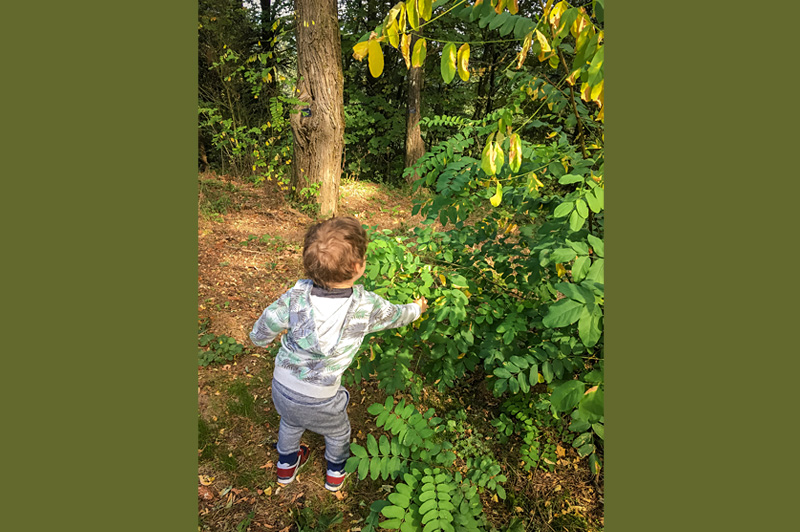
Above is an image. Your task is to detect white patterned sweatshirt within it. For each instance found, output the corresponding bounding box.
[250,279,420,398]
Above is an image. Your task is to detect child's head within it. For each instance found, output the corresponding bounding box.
[303,216,368,288]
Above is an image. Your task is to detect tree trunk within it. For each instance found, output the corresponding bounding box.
[290,0,344,217]
[404,36,425,185]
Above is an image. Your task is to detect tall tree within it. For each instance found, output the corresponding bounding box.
[289,0,344,216]
[404,33,425,185]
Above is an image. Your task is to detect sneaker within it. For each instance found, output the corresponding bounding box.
[276,445,310,485]
[324,469,347,492]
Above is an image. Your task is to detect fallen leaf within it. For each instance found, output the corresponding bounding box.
[259,461,274,470]
[198,485,216,500]
[333,490,346,500]
[199,475,214,486]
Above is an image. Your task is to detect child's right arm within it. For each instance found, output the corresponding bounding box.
[249,291,291,347]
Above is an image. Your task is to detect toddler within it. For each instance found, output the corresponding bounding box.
[250,216,427,491]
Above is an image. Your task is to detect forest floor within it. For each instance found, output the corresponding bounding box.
[197,173,604,532]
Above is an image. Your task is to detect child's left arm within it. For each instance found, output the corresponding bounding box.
[250,291,291,347]
[365,292,424,334]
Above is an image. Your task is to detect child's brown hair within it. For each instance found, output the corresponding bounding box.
[303,216,368,288]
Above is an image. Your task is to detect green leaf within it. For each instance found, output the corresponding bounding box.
[587,45,604,86]
[380,434,391,455]
[555,282,594,304]
[345,455,361,472]
[542,299,584,328]
[558,174,583,185]
[388,491,410,508]
[381,518,403,529]
[358,454,369,479]
[382,505,406,519]
[440,42,457,84]
[571,255,591,282]
[550,380,585,412]
[592,422,605,440]
[370,456,381,480]
[551,247,577,263]
[580,387,604,418]
[577,442,595,458]
[586,258,604,283]
[367,433,379,456]
[569,209,585,231]
[553,201,574,218]
[586,188,602,213]
[493,367,513,379]
[368,403,384,416]
[587,234,604,258]
[578,306,602,347]
[575,199,589,218]
[508,133,522,173]
[419,498,437,516]
[542,360,553,383]
[352,443,368,458]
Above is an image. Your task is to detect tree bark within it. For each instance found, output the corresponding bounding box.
[290,0,344,216]
[404,36,425,185]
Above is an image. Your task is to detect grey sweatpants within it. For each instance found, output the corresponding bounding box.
[271,379,351,464]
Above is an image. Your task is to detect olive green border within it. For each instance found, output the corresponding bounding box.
[611,1,795,530]
[6,1,198,529]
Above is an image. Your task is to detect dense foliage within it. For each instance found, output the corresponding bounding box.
[341,1,605,529]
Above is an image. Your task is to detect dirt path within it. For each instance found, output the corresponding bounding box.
[197,175,603,532]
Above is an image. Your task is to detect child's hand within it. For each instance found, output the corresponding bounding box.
[414,296,428,315]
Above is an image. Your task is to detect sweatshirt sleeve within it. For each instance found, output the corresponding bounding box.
[365,291,421,334]
[250,291,291,347]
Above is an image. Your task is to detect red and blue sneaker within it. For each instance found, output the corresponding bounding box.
[324,467,347,492]
[276,445,310,485]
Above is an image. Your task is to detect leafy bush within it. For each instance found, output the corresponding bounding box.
[198,332,246,366]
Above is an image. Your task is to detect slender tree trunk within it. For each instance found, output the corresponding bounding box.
[290,0,344,216]
[404,36,425,184]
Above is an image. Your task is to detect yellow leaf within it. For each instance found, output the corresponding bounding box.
[199,475,214,486]
[264,486,273,496]
[352,40,369,61]
[411,37,427,68]
[571,11,589,38]
[438,274,446,286]
[368,38,384,77]
[495,0,507,15]
[509,0,519,15]
[556,263,566,278]
[517,31,532,69]
[490,182,503,207]
[407,0,419,30]
[401,33,411,69]
[508,133,521,173]
[388,20,400,49]
[538,372,545,383]
[534,29,551,54]
[457,43,470,81]
[419,0,432,21]
[549,1,569,31]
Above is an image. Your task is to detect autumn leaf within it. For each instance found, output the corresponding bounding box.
[352,40,369,61]
[411,37,427,68]
[495,0,507,15]
[534,29,551,54]
[517,31,533,69]
[556,263,567,278]
[368,38,384,77]
[419,0,432,21]
[385,19,399,49]
[508,0,519,15]
[490,182,503,207]
[481,133,497,176]
[401,33,411,69]
[457,43,470,81]
[508,133,522,173]
[407,0,419,30]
